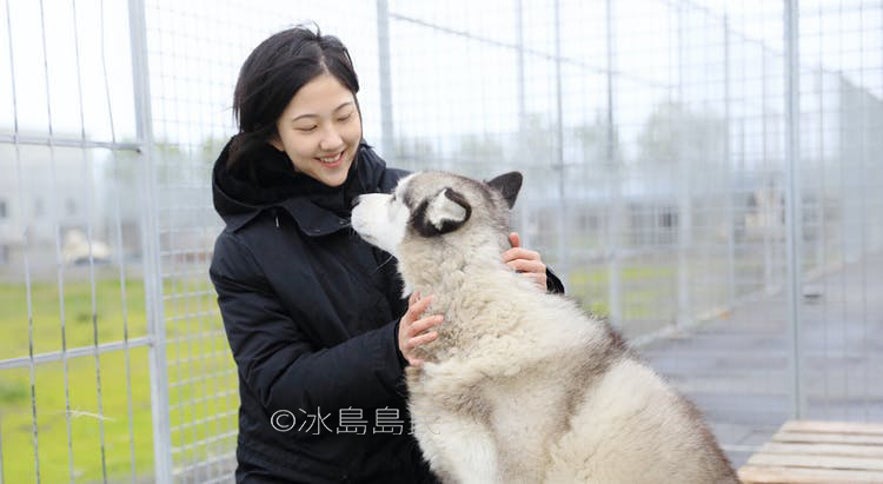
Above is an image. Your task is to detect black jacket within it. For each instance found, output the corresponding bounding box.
[210,140,433,483]
[210,140,564,483]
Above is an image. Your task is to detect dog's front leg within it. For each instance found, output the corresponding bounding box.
[411,364,503,483]
[414,411,500,484]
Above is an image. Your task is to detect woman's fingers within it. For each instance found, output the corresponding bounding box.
[505,258,545,274]
[502,241,549,290]
[409,314,443,337]
[502,247,541,264]
[409,293,432,316]
[405,327,440,351]
[399,294,443,366]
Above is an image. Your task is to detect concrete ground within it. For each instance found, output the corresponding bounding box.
[637,252,883,468]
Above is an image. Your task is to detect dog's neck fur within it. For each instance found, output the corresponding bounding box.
[401,227,507,289]
[400,227,532,362]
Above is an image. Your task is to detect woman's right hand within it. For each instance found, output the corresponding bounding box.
[398,293,443,367]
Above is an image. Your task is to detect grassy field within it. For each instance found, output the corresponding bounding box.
[567,263,679,319]
[0,276,236,483]
[0,257,732,482]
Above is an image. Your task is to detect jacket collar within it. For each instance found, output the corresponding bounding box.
[220,198,351,236]
[278,198,351,237]
[221,211,261,233]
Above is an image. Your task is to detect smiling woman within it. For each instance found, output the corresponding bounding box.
[211,25,441,483]
[209,23,560,483]
[269,75,363,187]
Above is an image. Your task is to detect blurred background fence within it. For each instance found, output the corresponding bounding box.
[1,0,881,482]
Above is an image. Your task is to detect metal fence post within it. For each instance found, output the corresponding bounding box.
[553,0,570,286]
[605,0,622,326]
[515,0,526,135]
[127,0,173,481]
[784,0,805,419]
[376,0,395,160]
[724,15,736,309]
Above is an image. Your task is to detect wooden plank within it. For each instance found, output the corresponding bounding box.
[759,441,883,459]
[739,464,883,484]
[781,420,883,436]
[747,452,883,472]
[739,420,883,483]
[773,431,883,446]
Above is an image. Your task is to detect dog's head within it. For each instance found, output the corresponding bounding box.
[351,171,523,261]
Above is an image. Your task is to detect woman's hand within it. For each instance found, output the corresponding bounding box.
[398,293,443,367]
[503,232,548,290]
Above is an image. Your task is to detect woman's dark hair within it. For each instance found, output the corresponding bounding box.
[229,24,360,167]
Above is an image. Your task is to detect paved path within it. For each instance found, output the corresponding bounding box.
[638,252,883,467]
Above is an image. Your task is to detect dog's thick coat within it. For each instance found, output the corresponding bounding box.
[352,171,738,483]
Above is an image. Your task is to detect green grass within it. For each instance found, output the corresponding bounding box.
[567,263,678,320]
[0,277,237,483]
[1,351,155,482]
[0,255,746,482]
[0,274,148,361]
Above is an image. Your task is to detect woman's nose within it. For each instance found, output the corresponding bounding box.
[319,127,343,151]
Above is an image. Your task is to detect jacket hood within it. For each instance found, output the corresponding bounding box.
[212,137,389,231]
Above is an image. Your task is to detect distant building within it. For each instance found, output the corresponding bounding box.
[0,142,140,279]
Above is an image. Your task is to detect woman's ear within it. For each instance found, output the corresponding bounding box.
[269,137,284,151]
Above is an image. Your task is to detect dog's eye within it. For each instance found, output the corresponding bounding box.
[390,194,397,203]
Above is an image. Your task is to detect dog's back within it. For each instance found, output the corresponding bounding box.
[419,270,738,483]
[544,346,737,482]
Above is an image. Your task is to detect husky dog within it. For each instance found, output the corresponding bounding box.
[351,171,737,484]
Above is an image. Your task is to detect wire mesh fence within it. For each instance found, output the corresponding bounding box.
[0,0,881,482]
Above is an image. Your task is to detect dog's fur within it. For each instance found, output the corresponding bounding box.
[351,171,737,483]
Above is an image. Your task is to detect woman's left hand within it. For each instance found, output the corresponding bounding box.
[502,232,548,290]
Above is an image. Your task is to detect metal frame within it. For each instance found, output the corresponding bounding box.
[127,0,172,481]
[1,0,880,480]
[784,0,805,419]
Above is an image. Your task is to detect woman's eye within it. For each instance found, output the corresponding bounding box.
[337,114,353,122]
[296,126,317,132]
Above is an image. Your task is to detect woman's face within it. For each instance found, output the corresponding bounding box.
[271,73,362,187]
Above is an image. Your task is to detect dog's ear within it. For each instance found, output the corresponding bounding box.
[486,171,523,209]
[413,188,472,236]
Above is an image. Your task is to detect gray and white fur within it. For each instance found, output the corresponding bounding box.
[351,171,737,484]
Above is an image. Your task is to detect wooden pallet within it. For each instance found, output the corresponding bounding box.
[738,420,883,483]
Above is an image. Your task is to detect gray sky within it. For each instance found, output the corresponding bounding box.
[1,0,880,154]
